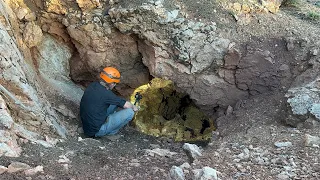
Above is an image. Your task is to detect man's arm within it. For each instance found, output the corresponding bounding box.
[123,101,139,111]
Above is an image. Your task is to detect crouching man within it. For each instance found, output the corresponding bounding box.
[80,67,138,138]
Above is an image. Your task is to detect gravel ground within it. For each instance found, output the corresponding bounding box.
[1,92,319,180]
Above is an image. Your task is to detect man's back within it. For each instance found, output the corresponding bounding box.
[80,82,126,136]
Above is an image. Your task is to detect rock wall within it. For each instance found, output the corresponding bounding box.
[0,1,70,156]
[108,2,249,111]
[285,37,320,126]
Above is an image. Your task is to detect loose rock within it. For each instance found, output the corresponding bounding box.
[0,165,8,174]
[182,143,202,162]
[7,162,31,173]
[193,167,218,180]
[145,148,177,157]
[180,162,191,170]
[24,166,44,176]
[304,134,320,147]
[169,166,185,180]
[274,142,293,148]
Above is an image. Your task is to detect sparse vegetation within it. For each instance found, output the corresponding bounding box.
[307,11,320,20]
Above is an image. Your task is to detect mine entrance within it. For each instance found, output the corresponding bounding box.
[130,78,215,141]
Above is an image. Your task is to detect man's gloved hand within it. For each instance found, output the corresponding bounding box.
[124,101,140,112]
[132,105,139,112]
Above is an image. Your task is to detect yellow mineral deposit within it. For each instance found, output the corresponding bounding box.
[130,78,215,142]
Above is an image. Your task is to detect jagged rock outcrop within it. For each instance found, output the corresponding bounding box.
[108,2,249,110]
[286,76,320,126]
[0,0,79,148]
[284,37,320,126]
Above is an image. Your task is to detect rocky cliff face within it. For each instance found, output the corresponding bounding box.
[0,0,320,156]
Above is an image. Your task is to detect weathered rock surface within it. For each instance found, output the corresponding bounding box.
[193,167,218,180]
[304,134,320,147]
[286,77,320,125]
[235,50,280,95]
[64,11,150,92]
[7,162,31,173]
[23,22,43,48]
[145,148,177,158]
[36,34,83,106]
[283,34,320,125]
[0,20,66,137]
[0,165,7,174]
[169,166,185,180]
[24,165,44,176]
[182,143,202,162]
[0,0,72,157]
[108,2,249,109]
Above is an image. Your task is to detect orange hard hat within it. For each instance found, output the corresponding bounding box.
[100,67,121,83]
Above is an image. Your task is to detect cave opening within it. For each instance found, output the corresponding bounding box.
[130,78,215,142]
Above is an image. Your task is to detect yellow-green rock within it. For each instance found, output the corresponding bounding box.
[131,78,215,142]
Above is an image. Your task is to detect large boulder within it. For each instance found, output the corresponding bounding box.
[36,34,83,106]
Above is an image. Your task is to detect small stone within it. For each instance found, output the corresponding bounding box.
[274,142,292,148]
[129,163,140,167]
[289,158,297,167]
[155,0,162,6]
[0,165,8,174]
[24,13,37,21]
[304,118,320,129]
[24,166,44,176]
[265,57,275,64]
[182,143,202,162]
[311,49,318,56]
[243,148,250,154]
[277,173,290,180]
[304,134,320,147]
[226,105,233,116]
[254,157,264,165]
[271,158,282,165]
[233,3,242,11]
[242,4,251,13]
[130,159,139,163]
[193,166,218,180]
[237,152,246,159]
[283,166,292,171]
[23,22,43,47]
[150,144,161,149]
[58,155,71,163]
[145,148,177,157]
[77,127,84,134]
[286,37,295,51]
[233,158,241,163]
[63,164,68,171]
[16,8,28,20]
[169,166,184,180]
[7,162,31,173]
[179,162,191,169]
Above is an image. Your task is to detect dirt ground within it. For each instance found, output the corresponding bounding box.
[1,91,319,179]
